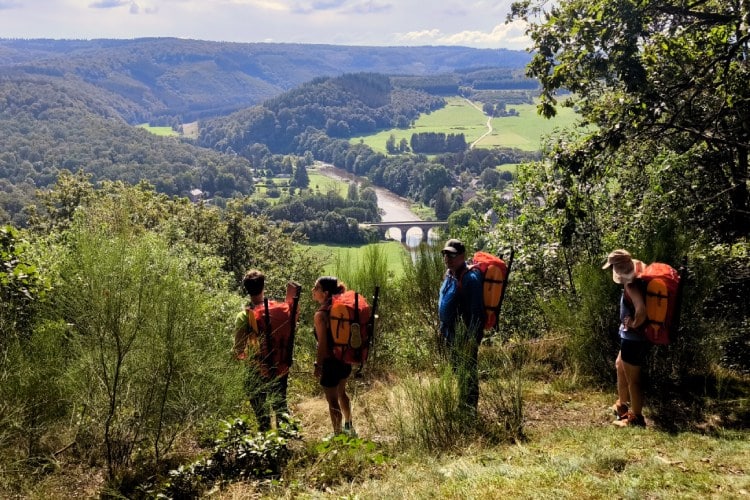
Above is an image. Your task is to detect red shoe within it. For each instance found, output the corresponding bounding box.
[612,411,646,427]
[611,402,629,420]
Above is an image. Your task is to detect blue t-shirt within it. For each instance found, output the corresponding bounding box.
[439,265,484,341]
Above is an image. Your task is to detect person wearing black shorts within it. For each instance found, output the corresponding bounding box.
[603,249,649,428]
[312,276,356,437]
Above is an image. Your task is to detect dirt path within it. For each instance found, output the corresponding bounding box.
[289,377,395,441]
[463,97,493,149]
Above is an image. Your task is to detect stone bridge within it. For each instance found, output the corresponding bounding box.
[362,221,449,243]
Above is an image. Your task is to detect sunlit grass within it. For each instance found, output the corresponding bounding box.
[303,241,409,278]
[137,124,179,136]
[351,96,584,153]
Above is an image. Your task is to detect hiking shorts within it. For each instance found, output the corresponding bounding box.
[320,357,352,388]
[620,338,651,367]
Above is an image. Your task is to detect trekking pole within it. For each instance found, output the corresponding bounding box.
[369,286,380,342]
[286,282,302,368]
[264,297,275,378]
[493,246,514,332]
[355,286,379,378]
[672,255,688,344]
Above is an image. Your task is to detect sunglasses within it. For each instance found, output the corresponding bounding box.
[441,251,458,258]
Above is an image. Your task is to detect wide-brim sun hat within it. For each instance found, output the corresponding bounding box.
[602,249,643,284]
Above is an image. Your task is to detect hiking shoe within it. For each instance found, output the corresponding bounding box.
[612,411,646,428]
[611,402,629,420]
[343,422,358,438]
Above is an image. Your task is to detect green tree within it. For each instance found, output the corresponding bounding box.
[290,161,310,189]
[347,182,359,202]
[434,187,452,221]
[421,164,451,205]
[0,225,46,341]
[479,168,501,189]
[385,134,397,154]
[511,0,750,242]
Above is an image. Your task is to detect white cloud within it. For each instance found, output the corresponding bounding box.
[397,20,530,50]
[0,0,529,49]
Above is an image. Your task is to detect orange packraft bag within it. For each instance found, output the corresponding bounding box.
[250,282,302,377]
[468,250,513,331]
[328,287,379,366]
[637,263,682,345]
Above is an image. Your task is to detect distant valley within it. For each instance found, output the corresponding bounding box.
[0,38,541,228]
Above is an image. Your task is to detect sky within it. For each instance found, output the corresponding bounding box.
[0,0,532,50]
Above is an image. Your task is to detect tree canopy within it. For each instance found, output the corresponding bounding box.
[511,0,750,242]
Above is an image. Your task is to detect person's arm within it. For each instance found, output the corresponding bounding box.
[624,282,647,329]
[233,311,248,359]
[313,310,328,378]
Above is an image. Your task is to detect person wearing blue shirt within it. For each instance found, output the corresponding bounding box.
[438,238,485,414]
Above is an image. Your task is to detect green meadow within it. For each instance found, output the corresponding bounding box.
[307,170,352,197]
[304,240,409,278]
[351,96,582,153]
[137,124,180,136]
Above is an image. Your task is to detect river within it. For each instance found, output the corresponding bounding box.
[315,163,438,247]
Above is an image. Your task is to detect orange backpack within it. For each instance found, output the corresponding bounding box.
[327,287,379,366]
[635,262,684,345]
[466,250,513,331]
[245,283,302,377]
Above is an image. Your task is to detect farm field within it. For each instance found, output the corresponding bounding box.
[351,96,582,153]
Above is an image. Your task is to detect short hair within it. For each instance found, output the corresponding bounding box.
[242,269,265,296]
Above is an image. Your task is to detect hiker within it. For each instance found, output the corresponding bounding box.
[438,238,485,414]
[312,276,356,437]
[233,269,292,431]
[603,249,648,427]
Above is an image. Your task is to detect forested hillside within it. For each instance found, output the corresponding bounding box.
[0,38,535,227]
[198,73,445,152]
[0,75,255,225]
[0,38,532,123]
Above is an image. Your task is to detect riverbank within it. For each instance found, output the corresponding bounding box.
[314,162,422,222]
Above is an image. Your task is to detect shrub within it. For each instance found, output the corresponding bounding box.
[55,225,242,482]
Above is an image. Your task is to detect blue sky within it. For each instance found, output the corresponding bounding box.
[0,0,531,50]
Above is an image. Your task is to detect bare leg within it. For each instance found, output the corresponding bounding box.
[337,377,351,424]
[622,360,643,415]
[324,386,343,434]
[615,351,630,407]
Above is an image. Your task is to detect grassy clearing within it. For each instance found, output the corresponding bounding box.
[351,96,583,153]
[304,241,409,278]
[339,418,749,499]
[137,124,179,136]
[480,103,581,150]
[307,170,352,197]
[202,360,750,500]
[351,97,487,153]
[19,330,750,498]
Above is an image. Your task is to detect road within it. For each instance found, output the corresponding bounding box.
[463,97,493,149]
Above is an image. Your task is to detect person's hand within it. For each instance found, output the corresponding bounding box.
[314,363,322,379]
[234,350,247,360]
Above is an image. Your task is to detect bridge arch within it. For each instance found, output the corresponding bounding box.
[363,221,449,244]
